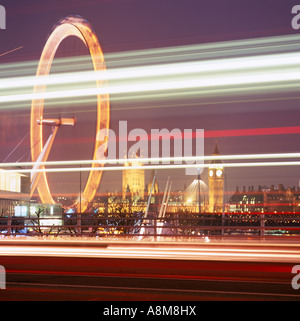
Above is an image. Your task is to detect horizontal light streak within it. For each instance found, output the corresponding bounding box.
[2,68,300,104]
[0,245,299,262]
[2,52,300,90]
[2,35,300,105]
[2,35,300,113]
[2,34,300,75]
[1,35,300,111]
[2,161,300,174]
[1,152,300,168]
[205,126,300,138]
[108,246,300,254]
[4,83,300,112]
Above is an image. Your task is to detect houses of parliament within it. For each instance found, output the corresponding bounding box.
[118,141,300,214]
[122,142,224,213]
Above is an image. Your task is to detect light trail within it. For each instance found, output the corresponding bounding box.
[2,161,300,174]
[0,244,299,262]
[2,35,300,107]
[1,64,300,104]
[0,152,300,168]
[2,34,300,75]
[2,52,300,90]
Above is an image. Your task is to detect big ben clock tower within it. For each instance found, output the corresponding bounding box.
[208,142,224,213]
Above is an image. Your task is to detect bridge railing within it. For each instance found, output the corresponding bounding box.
[0,212,300,239]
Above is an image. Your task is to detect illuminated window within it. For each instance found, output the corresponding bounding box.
[5,173,10,191]
[15,206,28,217]
[10,175,17,192]
[0,172,5,191]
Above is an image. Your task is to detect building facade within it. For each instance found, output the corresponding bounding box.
[122,157,145,202]
[0,169,30,216]
[229,184,300,213]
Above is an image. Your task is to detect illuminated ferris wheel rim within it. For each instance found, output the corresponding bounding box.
[30,15,110,212]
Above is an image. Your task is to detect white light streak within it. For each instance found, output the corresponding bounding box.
[2,35,300,106]
[2,52,300,90]
[2,161,300,174]
[0,152,299,168]
[1,66,300,104]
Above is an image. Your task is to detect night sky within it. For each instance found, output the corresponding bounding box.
[1,0,300,198]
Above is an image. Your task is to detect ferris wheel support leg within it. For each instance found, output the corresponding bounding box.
[30,126,59,197]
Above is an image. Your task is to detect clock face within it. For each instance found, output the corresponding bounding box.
[209,170,214,177]
[216,169,223,177]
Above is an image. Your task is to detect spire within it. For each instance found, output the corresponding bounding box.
[125,184,131,201]
[212,141,220,156]
[209,141,222,165]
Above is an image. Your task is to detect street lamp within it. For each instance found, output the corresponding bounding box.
[197,168,201,214]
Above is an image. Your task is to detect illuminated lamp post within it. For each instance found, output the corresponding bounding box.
[197,168,201,214]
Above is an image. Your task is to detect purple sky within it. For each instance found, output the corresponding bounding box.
[1,0,298,59]
[1,0,300,197]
